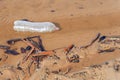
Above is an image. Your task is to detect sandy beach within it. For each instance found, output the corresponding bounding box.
[0,0,120,80]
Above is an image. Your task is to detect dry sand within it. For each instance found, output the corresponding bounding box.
[0,0,120,80]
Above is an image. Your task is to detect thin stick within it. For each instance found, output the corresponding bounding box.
[22,39,35,63]
[22,48,34,63]
[28,39,41,50]
[7,36,40,45]
[27,60,34,76]
[32,50,54,57]
[64,44,75,55]
[80,33,101,49]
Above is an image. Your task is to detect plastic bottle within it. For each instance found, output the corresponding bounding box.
[13,20,60,32]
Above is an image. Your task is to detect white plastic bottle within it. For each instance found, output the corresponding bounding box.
[13,20,60,32]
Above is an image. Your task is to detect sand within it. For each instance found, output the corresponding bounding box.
[0,0,120,80]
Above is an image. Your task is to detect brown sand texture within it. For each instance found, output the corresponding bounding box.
[0,0,120,80]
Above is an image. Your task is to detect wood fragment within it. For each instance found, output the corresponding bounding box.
[21,39,36,63]
[27,60,34,76]
[7,36,40,45]
[32,50,54,57]
[64,68,72,74]
[64,44,74,55]
[80,33,101,49]
[22,47,34,63]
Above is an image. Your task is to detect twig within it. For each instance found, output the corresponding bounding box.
[27,38,42,50]
[22,39,35,63]
[37,36,46,51]
[64,68,72,74]
[32,50,54,57]
[27,60,34,76]
[64,44,74,55]
[80,33,101,49]
[7,36,40,45]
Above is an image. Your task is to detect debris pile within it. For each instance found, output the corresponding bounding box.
[97,35,120,53]
[0,35,82,79]
[0,33,120,80]
[68,58,120,80]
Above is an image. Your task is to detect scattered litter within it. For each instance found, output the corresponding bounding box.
[20,47,26,53]
[79,33,120,54]
[4,49,19,55]
[7,36,40,45]
[26,46,32,50]
[0,33,120,79]
[13,20,60,32]
[67,54,80,63]
[0,45,10,50]
[98,36,106,42]
[64,44,75,55]
[98,35,120,53]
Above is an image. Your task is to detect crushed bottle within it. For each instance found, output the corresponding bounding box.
[13,20,60,32]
